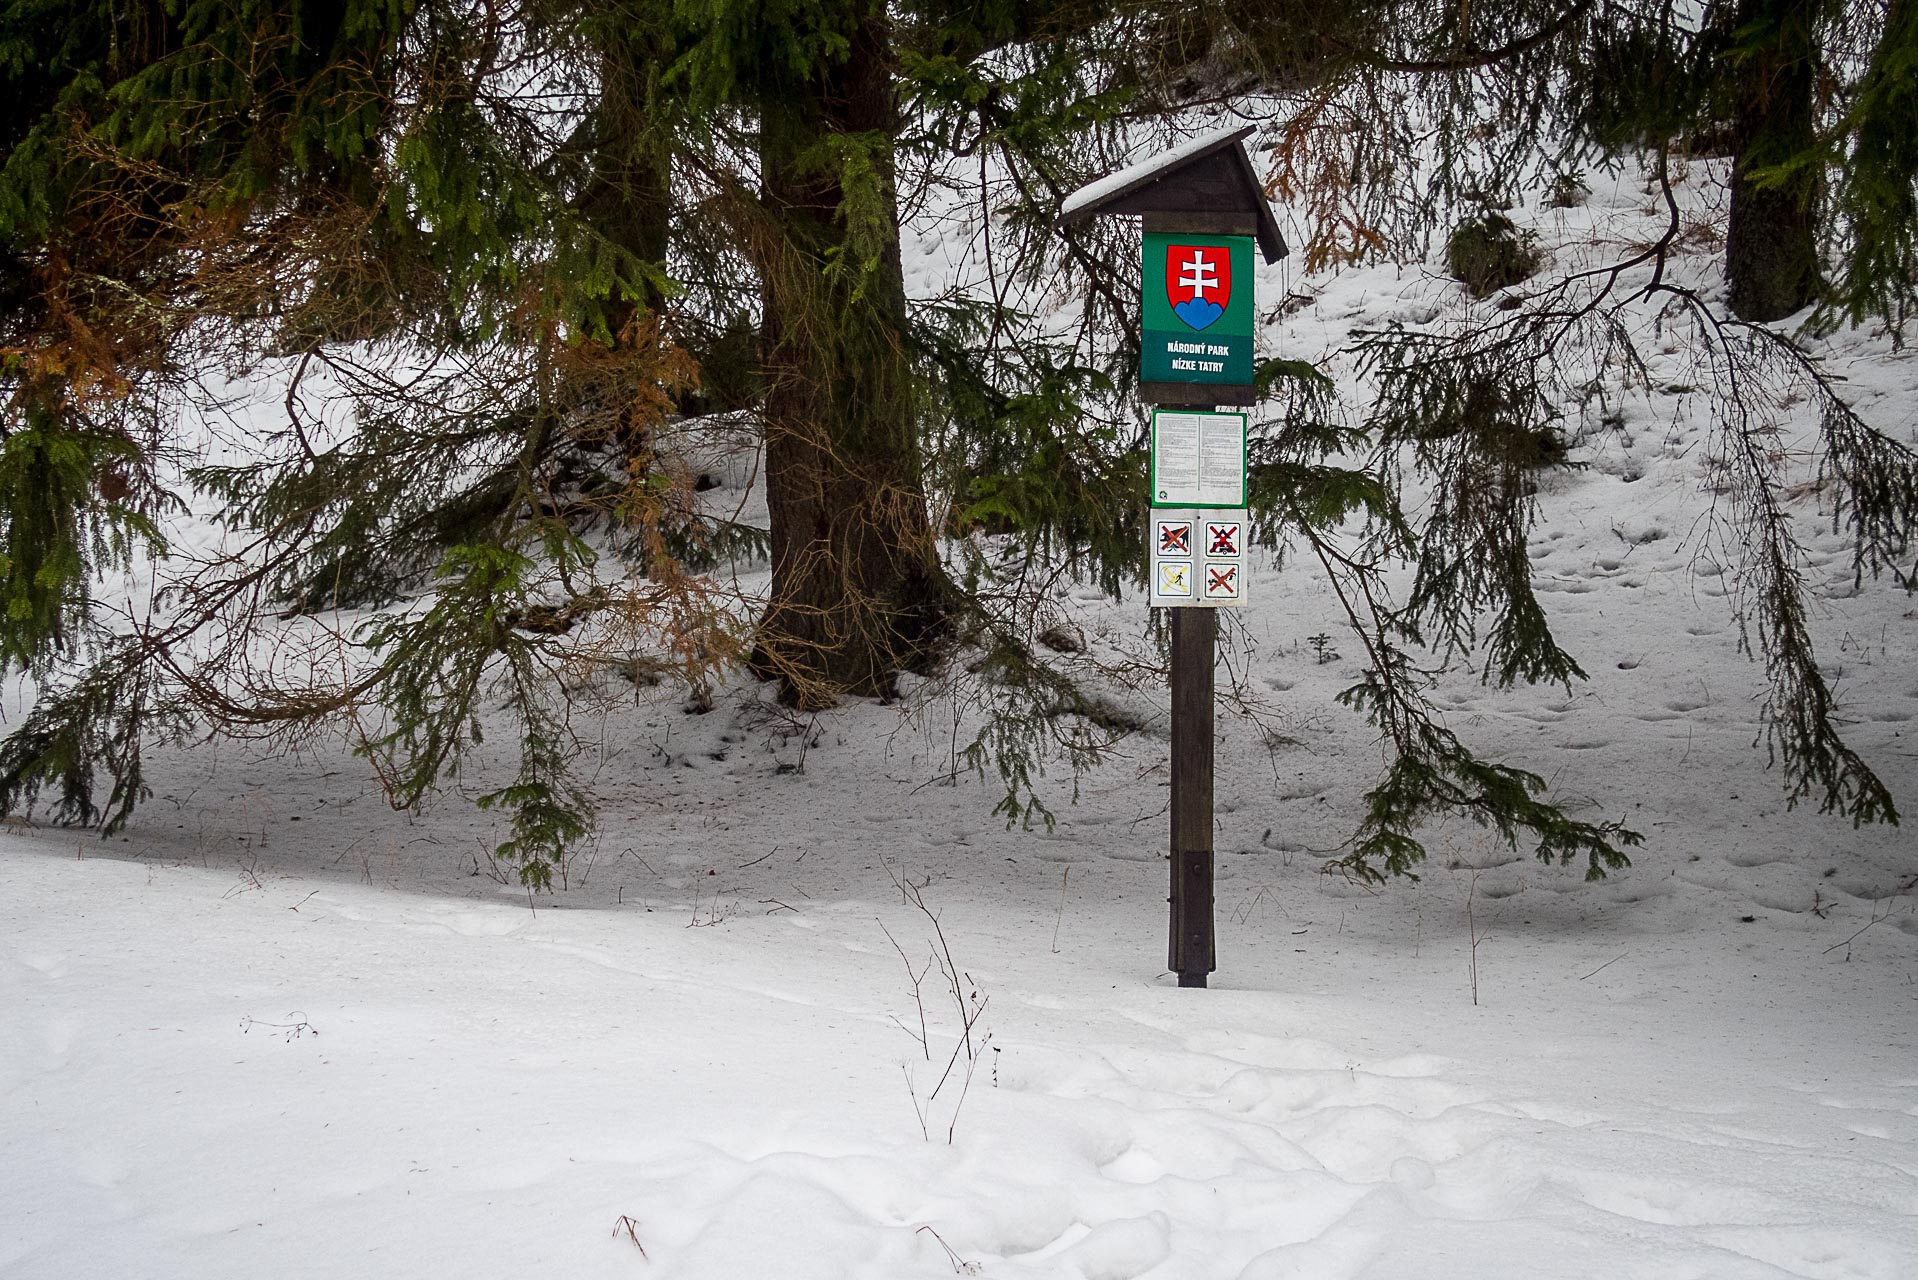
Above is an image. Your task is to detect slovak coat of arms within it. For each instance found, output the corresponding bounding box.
[1164,244,1231,331]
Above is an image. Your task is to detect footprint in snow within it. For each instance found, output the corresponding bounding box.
[1555,1166,1794,1228]
[43,1014,82,1058]
[1102,846,1162,863]
[14,951,67,979]
[1608,878,1676,904]
[1057,1213,1171,1280]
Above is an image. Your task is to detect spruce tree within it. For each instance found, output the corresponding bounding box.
[688,0,951,705]
[1720,0,1826,322]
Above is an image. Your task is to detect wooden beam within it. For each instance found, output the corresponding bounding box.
[1141,381,1257,406]
[1142,212,1256,238]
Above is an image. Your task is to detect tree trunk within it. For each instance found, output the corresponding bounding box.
[1723,0,1823,323]
[749,3,948,707]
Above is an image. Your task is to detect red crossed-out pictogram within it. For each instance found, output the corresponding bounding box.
[1157,522,1192,555]
[1206,565,1238,596]
[1207,523,1239,556]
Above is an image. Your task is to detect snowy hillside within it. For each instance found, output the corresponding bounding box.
[4,156,1917,1279]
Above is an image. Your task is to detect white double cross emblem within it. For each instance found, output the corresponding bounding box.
[1178,252,1219,298]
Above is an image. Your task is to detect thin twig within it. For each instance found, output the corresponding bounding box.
[1051,866,1070,954]
[611,1215,648,1259]
[1579,952,1627,981]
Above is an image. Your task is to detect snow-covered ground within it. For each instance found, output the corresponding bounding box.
[5,158,1918,1279]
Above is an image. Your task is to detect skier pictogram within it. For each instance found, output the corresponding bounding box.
[1165,245,1232,331]
[1206,522,1239,557]
[1157,562,1192,597]
[1204,565,1239,599]
[1157,521,1192,556]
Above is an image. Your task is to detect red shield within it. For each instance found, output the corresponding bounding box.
[1164,245,1231,331]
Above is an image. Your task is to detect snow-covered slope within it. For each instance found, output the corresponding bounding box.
[4,157,1916,1280]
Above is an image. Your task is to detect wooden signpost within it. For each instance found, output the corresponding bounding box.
[1058,125,1287,988]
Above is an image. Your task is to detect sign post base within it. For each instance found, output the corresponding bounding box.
[1168,607,1217,987]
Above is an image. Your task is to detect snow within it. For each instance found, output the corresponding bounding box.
[6,161,1918,1279]
[1058,125,1253,221]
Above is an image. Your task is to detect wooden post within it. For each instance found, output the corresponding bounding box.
[1168,606,1216,987]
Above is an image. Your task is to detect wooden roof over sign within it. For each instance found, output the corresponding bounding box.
[1056,125,1287,265]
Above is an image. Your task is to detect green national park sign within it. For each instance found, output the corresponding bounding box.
[1140,232,1254,387]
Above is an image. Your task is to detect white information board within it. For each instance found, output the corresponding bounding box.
[1149,507,1247,609]
[1151,410,1246,508]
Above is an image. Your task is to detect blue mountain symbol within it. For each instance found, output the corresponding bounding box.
[1173,298,1224,331]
